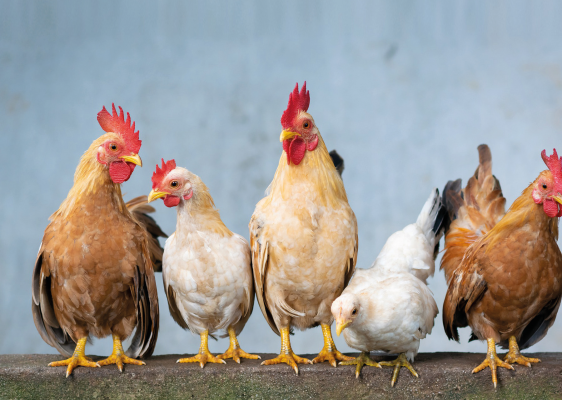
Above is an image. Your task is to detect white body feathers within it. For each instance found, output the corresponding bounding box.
[334,189,442,361]
[163,200,254,336]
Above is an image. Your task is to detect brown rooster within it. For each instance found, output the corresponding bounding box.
[32,105,164,377]
[441,144,562,387]
[250,82,358,374]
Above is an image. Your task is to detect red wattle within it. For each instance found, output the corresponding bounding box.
[543,199,559,218]
[307,135,318,151]
[163,195,180,207]
[289,136,306,165]
[109,161,134,183]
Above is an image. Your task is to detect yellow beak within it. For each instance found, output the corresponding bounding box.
[280,130,300,142]
[148,189,169,203]
[120,153,143,167]
[553,195,562,205]
[336,319,351,336]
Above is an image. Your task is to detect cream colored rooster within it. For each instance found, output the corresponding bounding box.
[250,82,358,374]
[149,159,258,367]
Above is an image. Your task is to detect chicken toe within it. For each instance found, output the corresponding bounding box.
[503,336,541,367]
[472,338,514,388]
[261,327,311,374]
[340,351,381,378]
[177,330,226,368]
[379,353,419,387]
[217,326,260,363]
[312,324,354,367]
[48,337,100,377]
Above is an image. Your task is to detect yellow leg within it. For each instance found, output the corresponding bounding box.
[261,327,312,375]
[177,330,226,368]
[379,353,418,387]
[340,351,381,378]
[472,338,514,388]
[98,334,146,372]
[312,323,354,367]
[48,337,100,377]
[503,336,541,367]
[217,326,260,363]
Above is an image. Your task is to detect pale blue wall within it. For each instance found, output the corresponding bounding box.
[2,1,562,357]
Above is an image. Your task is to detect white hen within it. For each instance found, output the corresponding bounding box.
[332,188,445,385]
[148,159,258,367]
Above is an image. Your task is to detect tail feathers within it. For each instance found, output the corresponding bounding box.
[442,179,463,232]
[440,144,506,282]
[415,188,448,260]
[415,189,442,238]
[329,150,345,177]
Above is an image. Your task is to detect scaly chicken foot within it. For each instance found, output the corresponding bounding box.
[48,337,100,377]
[472,338,514,388]
[503,335,541,367]
[177,330,226,368]
[261,327,312,374]
[97,334,145,372]
[379,353,418,387]
[217,326,261,363]
[340,351,381,378]
[312,323,354,367]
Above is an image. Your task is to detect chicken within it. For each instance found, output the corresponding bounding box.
[441,144,562,388]
[31,104,161,377]
[249,82,358,374]
[148,159,258,367]
[332,189,444,386]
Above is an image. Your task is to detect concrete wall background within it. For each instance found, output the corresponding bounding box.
[2,1,562,358]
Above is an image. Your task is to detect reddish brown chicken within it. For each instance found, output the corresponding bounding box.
[441,144,562,387]
[32,105,164,377]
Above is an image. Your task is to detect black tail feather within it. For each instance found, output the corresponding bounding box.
[329,150,344,177]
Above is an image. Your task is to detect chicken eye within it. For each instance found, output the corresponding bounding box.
[171,181,179,188]
[303,121,309,129]
[543,184,548,189]
[352,308,357,315]
[110,143,118,151]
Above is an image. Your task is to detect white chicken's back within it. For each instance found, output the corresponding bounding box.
[372,188,445,283]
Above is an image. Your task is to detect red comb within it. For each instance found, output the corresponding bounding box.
[541,149,562,192]
[281,82,310,129]
[152,158,176,189]
[97,104,142,154]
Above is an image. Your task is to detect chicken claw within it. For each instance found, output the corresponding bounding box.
[98,334,145,372]
[218,326,261,363]
[340,351,381,378]
[177,330,226,368]
[312,323,354,367]
[379,353,419,387]
[503,336,541,367]
[472,338,514,388]
[261,327,311,374]
[48,337,100,377]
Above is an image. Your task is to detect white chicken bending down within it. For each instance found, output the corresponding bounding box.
[250,82,358,374]
[332,188,445,386]
[148,159,258,367]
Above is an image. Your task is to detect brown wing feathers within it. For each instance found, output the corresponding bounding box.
[126,195,167,272]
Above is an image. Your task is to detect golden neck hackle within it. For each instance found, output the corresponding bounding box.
[51,133,129,221]
[486,177,559,249]
[264,134,347,208]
